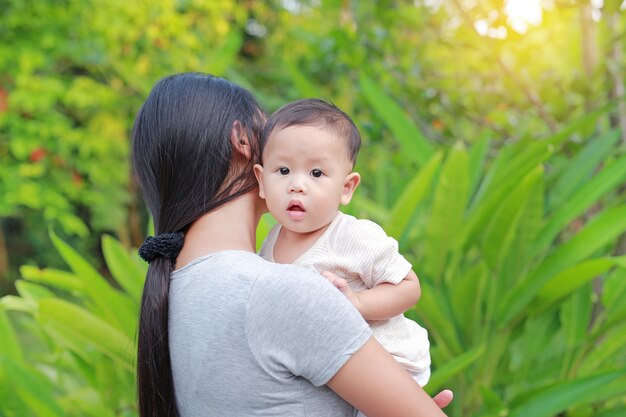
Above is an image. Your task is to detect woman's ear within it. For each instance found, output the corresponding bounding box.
[253,164,266,199]
[340,172,361,205]
[230,120,252,160]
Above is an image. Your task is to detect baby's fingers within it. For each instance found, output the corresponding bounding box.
[321,271,347,289]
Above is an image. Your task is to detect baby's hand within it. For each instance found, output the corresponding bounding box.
[321,271,363,314]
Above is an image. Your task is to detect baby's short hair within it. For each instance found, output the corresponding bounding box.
[261,98,361,166]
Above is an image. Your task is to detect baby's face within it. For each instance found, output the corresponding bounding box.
[254,124,359,234]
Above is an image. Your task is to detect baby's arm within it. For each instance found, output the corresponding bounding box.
[322,269,421,321]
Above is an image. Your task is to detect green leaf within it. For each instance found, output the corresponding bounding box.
[548,130,619,212]
[533,257,625,312]
[425,345,484,395]
[482,166,541,273]
[256,213,276,252]
[559,287,593,373]
[545,103,613,148]
[595,407,626,417]
[20,266,83,293]
[460,141,553,249]
[15,280,56,301]
[0,305,22,363]
[286,59,320,97]
[467,131,491,198]
[414,283,463,357]
[532,152,626,257]
[499,205,626,326]
[582,323,626,373]
[1,295,37,313]
[207,30,243,76]
[37,298,135,371]
[424,143,469,282]
[504,174,544,280]
[0,356,65,417]
[359,73,434,166]
[49,228,137,336]
[450,261,487,344]
[385,151,442,240]
[61,388,117,417]
[508,370,626,417]
[102,234,145,302]
[350,194,390,225]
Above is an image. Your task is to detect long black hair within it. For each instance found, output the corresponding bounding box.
[131,73,265,417]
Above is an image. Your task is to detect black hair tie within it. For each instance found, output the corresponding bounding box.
[138,232,185,263]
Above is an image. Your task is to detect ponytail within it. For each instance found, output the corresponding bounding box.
[137,258,178,416]
[137,233,184,416]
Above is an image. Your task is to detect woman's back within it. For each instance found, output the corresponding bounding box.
[169,251,371,417]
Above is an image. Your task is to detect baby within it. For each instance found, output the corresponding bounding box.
[254,99,431,411]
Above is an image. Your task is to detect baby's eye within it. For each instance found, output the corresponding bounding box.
[310,169,323,178]
[279,167,290,175]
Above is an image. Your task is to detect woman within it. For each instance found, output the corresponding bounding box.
[132,73,451,417]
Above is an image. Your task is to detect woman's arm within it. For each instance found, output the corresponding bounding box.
[322,269,421,321]
[327,337,448,417]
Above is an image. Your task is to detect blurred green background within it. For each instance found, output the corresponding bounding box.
[1,0,626,416]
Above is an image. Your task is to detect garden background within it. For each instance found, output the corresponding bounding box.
[1,0,626,416]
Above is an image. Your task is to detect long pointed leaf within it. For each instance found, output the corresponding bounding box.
[20,266,83,293]
[460,142,553,248]
[102,234,145,301]
[385,151,442,240]
[508,370,626,417]
[499,205,626,326]
[548,130,619,211]
[37,298,135,371]
[467,131,491,198]
[412,282,463,357]
[49,229,137,336]
[0,305,22,362]
[532,152,626,257]
[0,357,65,417]
[482,166,541,272]
[359,73,434,166]
[533,257,626,312]
[424,143,469,282]
[425,345,484,395]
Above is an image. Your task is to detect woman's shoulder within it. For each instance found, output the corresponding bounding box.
[172,250,325,293]
[173,250,271,278]
[255,261,329,295]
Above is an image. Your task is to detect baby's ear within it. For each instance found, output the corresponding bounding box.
[341,172,361,205]
[253,164,266,199]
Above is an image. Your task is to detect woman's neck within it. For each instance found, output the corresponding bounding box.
[176,191,264,269]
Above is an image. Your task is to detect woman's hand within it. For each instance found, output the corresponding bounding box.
[432,390,453,408]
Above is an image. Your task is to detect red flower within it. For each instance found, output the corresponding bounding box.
[29,148,47,162]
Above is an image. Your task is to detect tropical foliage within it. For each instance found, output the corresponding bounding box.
[2,0,626,416]
[1,231,143,416]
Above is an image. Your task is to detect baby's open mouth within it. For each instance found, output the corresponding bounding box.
[287,201,306,220]
[288,201,305,212]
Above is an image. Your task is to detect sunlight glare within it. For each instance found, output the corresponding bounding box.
[504,0,543,34]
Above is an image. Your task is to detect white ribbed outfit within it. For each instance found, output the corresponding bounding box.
[259,212,431,391]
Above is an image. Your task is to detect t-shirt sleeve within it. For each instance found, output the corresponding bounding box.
[245,264,372,387]
[330,218,412,288]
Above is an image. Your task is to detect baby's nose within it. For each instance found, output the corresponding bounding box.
[289,183,304,192]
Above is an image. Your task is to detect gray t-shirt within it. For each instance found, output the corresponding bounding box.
[169,250,372,416]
